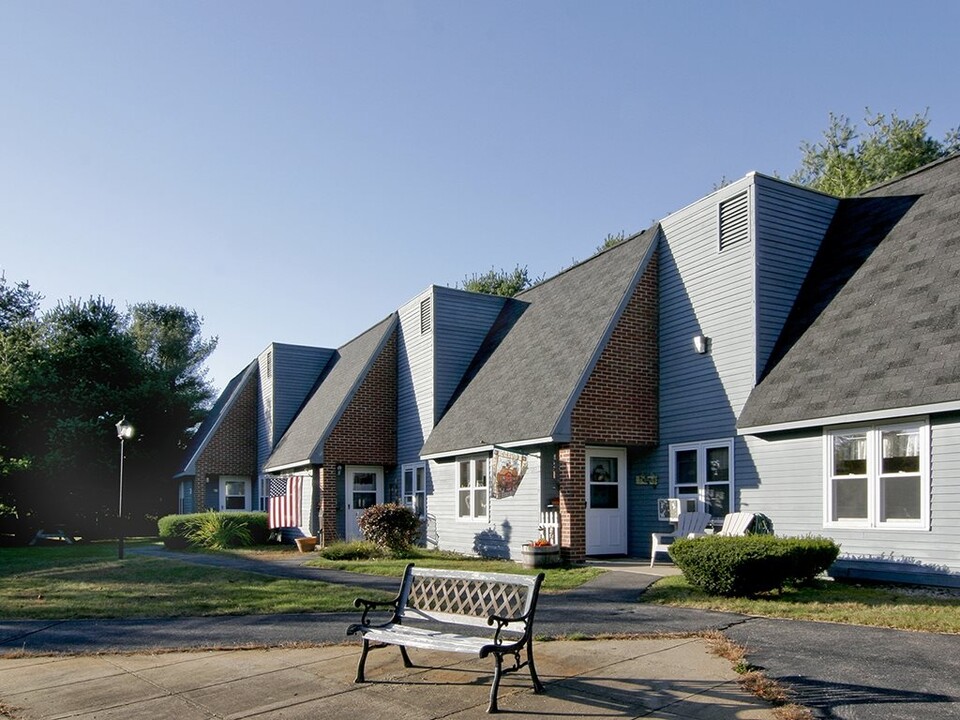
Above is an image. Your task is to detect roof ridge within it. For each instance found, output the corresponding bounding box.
[861,151,960,195]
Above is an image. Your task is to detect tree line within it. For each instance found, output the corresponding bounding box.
[0,277,217,541]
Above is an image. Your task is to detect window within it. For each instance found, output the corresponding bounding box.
[825,421,929,529]
[457,457,488,520]
[220,476,250,512]
[669,439,734,520]
[402,463,426,518]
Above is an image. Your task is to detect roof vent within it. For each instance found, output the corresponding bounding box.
[420,297,432,335]
[719,190,750,251]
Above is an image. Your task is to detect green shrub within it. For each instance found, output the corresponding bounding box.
[157,512,269,549]
[357,503,421,553]
[669,534,840,597]
[187,512,253,550]
[317,540,386,560]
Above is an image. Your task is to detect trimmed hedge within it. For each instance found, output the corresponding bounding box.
[669,534,840,596]
[157,512,269,549]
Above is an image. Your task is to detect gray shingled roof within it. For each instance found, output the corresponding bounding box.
[264,314,397,471]
[174,360,258,477]
[738,154,960,431]
[421,226,659,457]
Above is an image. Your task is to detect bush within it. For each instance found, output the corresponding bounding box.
[318,540,386,560]
[357,503,421,553]
[669,534,840,596]
[157,512,269,549]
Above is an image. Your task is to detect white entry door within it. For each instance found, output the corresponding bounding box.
[585,448,627,555]
[345,466,383,541]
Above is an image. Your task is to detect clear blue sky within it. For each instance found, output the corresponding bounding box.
[3,1,958,393]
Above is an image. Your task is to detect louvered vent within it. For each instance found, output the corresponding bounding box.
[719,191,750,251]
[420,297,432,335]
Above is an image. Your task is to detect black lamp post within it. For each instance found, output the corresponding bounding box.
[115,417,134,559]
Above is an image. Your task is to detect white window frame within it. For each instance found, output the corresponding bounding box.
[456,456,489,522]
[402,462,426,519]
[220,475,251,512]
[823,419,930,531]
[668,438,735,520]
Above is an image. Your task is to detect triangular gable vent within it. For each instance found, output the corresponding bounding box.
[719,190,750,251]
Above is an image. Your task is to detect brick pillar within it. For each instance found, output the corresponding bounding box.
[558,442,586,561]
[320,466,339,544]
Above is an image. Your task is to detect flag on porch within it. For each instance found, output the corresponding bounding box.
[268,476,303,529]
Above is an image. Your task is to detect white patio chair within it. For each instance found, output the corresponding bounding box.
[649,510,712,566]
[717,511,756,536]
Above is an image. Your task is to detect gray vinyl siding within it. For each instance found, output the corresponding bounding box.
[754,177,839,378]
[427,449,545,559]
[398,288,436,466]
[256,344,332,473]
[433,287,507,425]
[740,415,960,578]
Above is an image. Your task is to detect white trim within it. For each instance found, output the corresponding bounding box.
[739,400,960,435]
[421,437,555,461]
[263,459,311,474]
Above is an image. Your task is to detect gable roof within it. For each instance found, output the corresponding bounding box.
[738,154,960,433]
[421,226,659,458]
[264,313,397,472]
[174,359,258,478]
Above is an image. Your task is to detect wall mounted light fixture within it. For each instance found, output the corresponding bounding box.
[693,334,710,354]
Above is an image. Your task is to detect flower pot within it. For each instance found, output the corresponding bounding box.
[521,544,560,568]
[295,536,318,553]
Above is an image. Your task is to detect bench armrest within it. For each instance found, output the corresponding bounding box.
[486,611,532,645]
[348,596,401,632]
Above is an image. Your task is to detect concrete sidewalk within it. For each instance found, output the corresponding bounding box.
[0,638,774,719]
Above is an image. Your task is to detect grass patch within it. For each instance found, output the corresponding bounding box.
[642,575,960,634]
[0,542,389,619]
[302,545,603,592]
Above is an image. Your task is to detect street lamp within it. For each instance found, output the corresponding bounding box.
[115,417,134,559]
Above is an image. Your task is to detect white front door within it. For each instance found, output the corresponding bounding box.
[585,448,627,555]
[345,466,383,541]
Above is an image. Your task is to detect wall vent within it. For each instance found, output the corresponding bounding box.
[719,190,750,251]
[420,297,432,335]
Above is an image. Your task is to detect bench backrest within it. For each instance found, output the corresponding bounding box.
[398,565,543,633]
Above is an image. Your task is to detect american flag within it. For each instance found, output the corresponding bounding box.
[268,476,303,529]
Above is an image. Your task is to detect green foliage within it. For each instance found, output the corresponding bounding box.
[792,109,960,196]
[158,512,268,549]
[357,503,421,553]
[669,535,840,597]
[0,273,217,540]
[461,264,543,297]
[317,540,386,560]
[595,230,628,253]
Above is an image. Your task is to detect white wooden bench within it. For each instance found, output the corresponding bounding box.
[347,564,545,713]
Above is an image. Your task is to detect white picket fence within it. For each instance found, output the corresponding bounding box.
[538,510,560,545]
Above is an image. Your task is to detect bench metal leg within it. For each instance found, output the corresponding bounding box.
[488,653,503,713]
[355,639,370,683]
[527,642,544,694]
[399,644,413,668]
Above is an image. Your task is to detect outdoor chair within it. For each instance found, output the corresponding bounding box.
[649,510,712,566]
[716,511,756,536]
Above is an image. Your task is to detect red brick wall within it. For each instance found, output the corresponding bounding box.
[321,331,398,542]
[560,252,659,559]
[194,372,259,511]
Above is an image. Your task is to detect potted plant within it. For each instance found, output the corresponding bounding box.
[295,535,318,553]
[520,537,560,568]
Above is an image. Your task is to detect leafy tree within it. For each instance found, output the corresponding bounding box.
[596,231,628,254]
[792,109,960,196]
[0,279,217,541]
[461,265,542,297]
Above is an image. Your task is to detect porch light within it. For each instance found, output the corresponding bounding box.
[115,417,134,559]
[693,334,710,354]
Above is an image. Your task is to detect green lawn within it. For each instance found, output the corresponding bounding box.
[0,542,388,619]
[642,574,960,634]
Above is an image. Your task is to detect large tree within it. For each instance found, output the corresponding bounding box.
[0,279,217,541]
[792,109,960,197]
